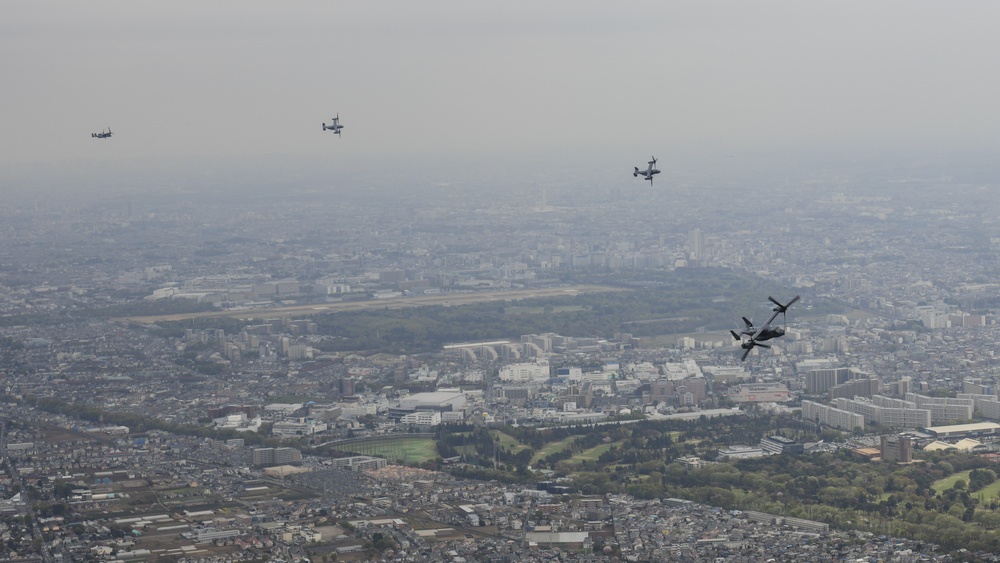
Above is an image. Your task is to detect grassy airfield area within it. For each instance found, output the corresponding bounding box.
[117,285,621,324]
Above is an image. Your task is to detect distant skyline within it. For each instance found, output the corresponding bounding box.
[4,1,1000,171]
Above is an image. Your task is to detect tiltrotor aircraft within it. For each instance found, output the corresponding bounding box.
[633,156,660,185]
[322,114,344,136]
[730,295,800,361]
[92,127,112,139]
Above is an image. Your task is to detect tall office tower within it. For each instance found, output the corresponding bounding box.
[338,377,356,397]
[688,228,705,260]
[897,376,911,397]
[806,367,868,394]
[679,377,708,403]
[650,380,675,403]
[881,435,912,463]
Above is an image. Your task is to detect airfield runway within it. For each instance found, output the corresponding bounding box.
[117,285,621,324]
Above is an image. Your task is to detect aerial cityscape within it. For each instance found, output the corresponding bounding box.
[8,1,1000,562]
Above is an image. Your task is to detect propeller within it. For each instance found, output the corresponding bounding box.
[768,295,800,328]
[739,339,770,361]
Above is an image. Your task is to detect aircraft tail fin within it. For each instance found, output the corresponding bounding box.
[322,123,327,131]
[742,317,753,329]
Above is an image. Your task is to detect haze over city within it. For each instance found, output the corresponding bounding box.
[6,2,1000,177]
[8,2,1000,562]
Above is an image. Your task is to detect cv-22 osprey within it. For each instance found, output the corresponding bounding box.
[633,156,660,185]
[322,114,344,136]
[730,295,800,361]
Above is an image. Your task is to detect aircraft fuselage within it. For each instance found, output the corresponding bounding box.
[752,327,784,342]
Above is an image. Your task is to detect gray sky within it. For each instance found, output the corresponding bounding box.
[4,1,1000,169]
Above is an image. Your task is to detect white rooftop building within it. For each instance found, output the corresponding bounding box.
[212,413,262,433]
[400,411,442,426]
[272,418,328,436]
[264,403,303,415]
[499,361,550,382]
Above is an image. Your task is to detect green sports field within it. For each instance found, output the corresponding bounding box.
[337,436,438,464]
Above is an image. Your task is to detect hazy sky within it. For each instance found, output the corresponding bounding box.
[4,1,1000,170]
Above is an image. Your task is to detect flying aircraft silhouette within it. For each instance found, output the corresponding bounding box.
[730,295,800,361]
[633,156,660,185]
[322,114,344,136]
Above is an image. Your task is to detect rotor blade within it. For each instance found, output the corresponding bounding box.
[756,342,771,348]
[741,348,751,361]
[768,295,800,312]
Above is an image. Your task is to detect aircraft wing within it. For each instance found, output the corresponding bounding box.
[761,310,782,330]
[744,310,779,341]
